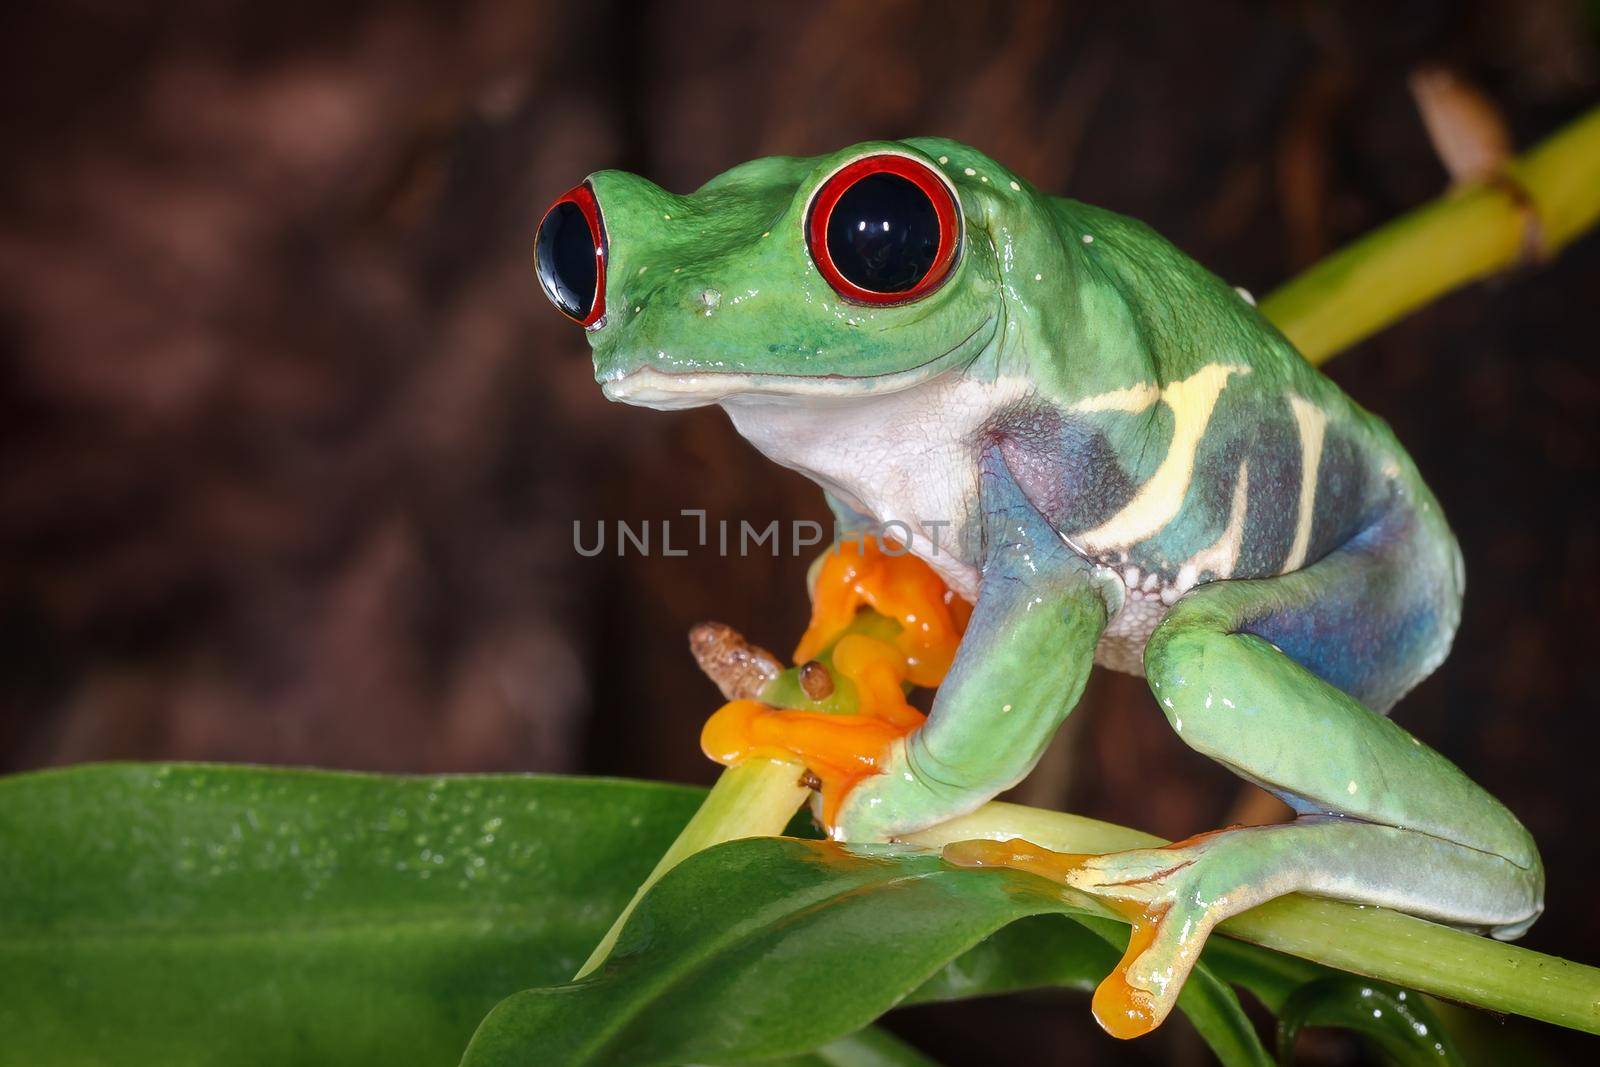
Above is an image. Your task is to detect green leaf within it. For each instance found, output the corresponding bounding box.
[1275,978,1461,1067]
[1196,926,1327,1013]
[0,762,1473,1067]
[912,910,1271,1066]
[0,764,704,1067]
[1200,917,1475,1065]
[462,836,1272,1067]
[904,914,1106,1003]
[750,1025,942,1067]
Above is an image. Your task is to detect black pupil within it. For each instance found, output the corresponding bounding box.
[537,201,598,319]
[825,172,940,294]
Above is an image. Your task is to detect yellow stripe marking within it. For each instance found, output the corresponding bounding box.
[1078,363,1249,552]
[1176,460,1249,593]
[1071,381,1161,414]
[1282,394,1327,572]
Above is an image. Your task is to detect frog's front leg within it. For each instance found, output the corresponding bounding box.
[950,502,1544,1039]
[829,443,1114,842]
[705,442,1112,841]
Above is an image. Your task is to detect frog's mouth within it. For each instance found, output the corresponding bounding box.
[600,315,998,411]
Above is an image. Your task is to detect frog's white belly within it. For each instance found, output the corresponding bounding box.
[723,371,1164,676]
[723,372,1022,600]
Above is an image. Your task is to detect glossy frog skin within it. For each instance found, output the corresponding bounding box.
[537,138,1544,1038]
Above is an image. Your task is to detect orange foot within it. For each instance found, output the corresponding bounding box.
[795,535,970,687]
[944,834,1235,1039]
[701,537,969,829]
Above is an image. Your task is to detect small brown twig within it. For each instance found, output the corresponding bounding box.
[688,622,782,701]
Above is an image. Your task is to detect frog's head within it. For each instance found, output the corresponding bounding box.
[535,139,1053,410]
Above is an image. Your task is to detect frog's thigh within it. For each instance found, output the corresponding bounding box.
[1143,505,1543,933]
[1222,497,1461,714]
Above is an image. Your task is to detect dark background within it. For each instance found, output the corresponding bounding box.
[2,1,1596,1063]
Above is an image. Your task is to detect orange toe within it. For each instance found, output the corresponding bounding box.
[795,537,970,687]
[942,836,1094,879]
[701,537,971,832]
[941,837,1165,1039]
[701,697,920,826]
[1092,907,1165,1039]
[702,628,927,827]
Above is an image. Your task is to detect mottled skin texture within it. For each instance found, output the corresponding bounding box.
[565,138,1543,1033]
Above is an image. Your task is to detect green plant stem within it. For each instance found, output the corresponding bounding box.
[1261,103,1600,363]
[578,612,912,979]
[904,803,1600,1035]
[574,757,809,979]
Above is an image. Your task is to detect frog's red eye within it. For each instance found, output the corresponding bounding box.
[535,182,607,327]
[805,154,960,305]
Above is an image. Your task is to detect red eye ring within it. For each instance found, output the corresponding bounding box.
[535,181,607,328]
[804,153,961,305]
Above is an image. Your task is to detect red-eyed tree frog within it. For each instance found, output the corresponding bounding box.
[534,139,1543,1039]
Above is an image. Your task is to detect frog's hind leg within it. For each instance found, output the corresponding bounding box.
[950,500,1544,1039]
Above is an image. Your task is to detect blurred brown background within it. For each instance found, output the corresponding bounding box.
[1,1,1596,1063]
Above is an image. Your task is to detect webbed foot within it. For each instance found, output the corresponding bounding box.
[701,537,968,831]
[943,831,1253,1039]
[702,633,925,826]
[795,536,969,687]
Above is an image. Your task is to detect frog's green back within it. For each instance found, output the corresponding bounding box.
[1010,190,1431,578]
[561,135,1446,633]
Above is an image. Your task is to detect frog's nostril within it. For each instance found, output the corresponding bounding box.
[535,183,607,327]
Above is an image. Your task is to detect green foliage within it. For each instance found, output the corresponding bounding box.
[0,764,700,1066]
[462,837,1267,1066]
[1274,978,1457,1066]
[761,1027,943,1067]
[0,763,1503,1067]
